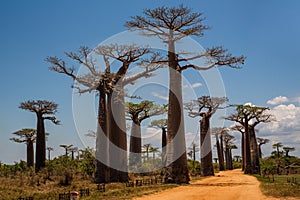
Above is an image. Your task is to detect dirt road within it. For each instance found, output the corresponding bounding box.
[134,169,293,200]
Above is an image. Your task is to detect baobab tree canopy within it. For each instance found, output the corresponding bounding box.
[19,100,60,123]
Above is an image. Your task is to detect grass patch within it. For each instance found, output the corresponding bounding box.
[0,176,178,200]
[254,174,300,198]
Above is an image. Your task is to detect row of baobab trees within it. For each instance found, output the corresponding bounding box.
[11,5,247,184]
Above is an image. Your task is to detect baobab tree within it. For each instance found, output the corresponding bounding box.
[127,101,166,170]
[257,137,270,158]
[211,127,227,171]
[230,124,245,170]
[222,132,236,170]
[69,146,78,160]
[272,142,283,174]
[46,147,54,160]
[149,119,167,166]
[10,128,37,167]
[20,100,59,172]
[60,144,73,156]
[272,142,283,158]
[226,104,272,174]
[47,45,159,183]
[185,96,227,176]
[283,146,295,157]
[126,5,244,183]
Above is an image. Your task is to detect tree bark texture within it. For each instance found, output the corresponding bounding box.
[35,113,46,172]
[166,39,189,183]
[200,114,214,176]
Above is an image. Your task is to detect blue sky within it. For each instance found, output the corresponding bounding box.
[1,0,300,164]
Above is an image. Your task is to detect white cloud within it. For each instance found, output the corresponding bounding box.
[151,92,168,101]
[267,96,289,105]
[191,83,202,88]
[260,103,300,133]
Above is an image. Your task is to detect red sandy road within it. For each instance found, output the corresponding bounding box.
[134,169,296,200]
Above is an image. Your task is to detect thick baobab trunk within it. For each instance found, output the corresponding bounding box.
[220,134,225,170]
[229,149,233,170]
[95,87,110,183]
[27,139,34,167]
[225,147,230,170]
[35,113,46,172]
[166,39,189,183]
[162,127,167,167]
[243,120,252,174]
[129,120,142,170]
[200,116,214,176]
[249,127,260,174]
[109,86,128,182]
[258,144,262,159]
[241,132,245,171]
[216,134,225,171]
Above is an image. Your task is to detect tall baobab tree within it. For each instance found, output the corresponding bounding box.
[272,142,283,174]
[126,5,244,183]
[60,144,73,156]
[230,124,245,170]
[10,129,37,167]
[272,142,283,158]
[149,119,167,167]
[283,146,295,157]
[47,45,158,183]
[46,147,54,160]
[69,146,78,160]
[185,96,227,176]
[211,127,227,171]
[257,138,270,159]
[20,100,59,172]
[222,132,236,170]
[127,101,166,170]
[226,104,272,174]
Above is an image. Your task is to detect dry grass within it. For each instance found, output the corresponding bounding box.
[0,175,178,200]
[254,174,300,198]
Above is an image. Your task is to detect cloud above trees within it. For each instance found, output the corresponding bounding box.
[267,96,289,105]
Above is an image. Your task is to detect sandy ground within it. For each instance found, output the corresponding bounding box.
[134,169,297,200]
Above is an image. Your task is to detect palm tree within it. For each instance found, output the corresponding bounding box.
[46,147,54,160]
[10,129,37,167]
[142,144,152,161]
[283,146,295,157]
[149,146,160,165]
[19,100,59,172]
